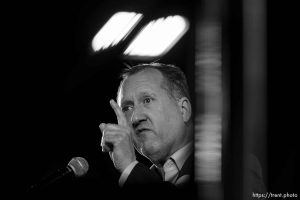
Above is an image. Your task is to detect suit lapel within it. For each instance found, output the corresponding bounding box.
[176,153,193,180]
[149,152,194,183]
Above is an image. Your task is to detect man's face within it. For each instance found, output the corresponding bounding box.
[118,69,187,165]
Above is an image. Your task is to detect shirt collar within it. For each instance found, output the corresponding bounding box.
[170,142,193,171]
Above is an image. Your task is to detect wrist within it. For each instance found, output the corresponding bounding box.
[119,157,137,173]
[119,161,139,187]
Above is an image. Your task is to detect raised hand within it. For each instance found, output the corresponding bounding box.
[100,99,136,173]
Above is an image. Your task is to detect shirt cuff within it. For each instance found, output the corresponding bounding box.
[118,161,139,187]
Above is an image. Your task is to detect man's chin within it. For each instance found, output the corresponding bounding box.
[140,148,165,165]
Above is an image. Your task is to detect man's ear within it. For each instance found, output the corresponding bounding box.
[177,97,192,123]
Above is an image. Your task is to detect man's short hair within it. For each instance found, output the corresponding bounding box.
[118,63,191,102]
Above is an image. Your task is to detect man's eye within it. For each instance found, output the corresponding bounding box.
[143,97,152,104]
[122,106,133,112]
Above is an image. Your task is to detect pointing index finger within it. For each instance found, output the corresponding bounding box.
[110,99,127,126]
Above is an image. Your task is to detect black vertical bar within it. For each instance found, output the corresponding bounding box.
[222,0,244,199]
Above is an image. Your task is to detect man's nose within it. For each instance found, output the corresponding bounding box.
[131,106,146,128]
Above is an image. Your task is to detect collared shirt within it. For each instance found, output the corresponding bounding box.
[119,142,193,187]
[162,157,178,182]
[169,141,193,175]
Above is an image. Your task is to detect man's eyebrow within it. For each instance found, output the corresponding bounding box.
[139,91,157,97]
[121,99,133,108]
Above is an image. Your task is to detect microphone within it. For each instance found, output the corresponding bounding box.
[28,157,89,192]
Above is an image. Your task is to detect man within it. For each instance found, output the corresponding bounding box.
[99,63,195,199]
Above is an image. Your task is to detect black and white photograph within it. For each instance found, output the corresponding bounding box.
[4,0,298,199]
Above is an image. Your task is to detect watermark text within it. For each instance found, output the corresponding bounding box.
[252,192,298,199]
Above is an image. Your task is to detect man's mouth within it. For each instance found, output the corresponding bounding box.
[135,128,151,135]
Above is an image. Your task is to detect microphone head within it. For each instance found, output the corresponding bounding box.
[68,157,89,177]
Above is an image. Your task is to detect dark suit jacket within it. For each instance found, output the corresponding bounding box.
[121,154,197,200]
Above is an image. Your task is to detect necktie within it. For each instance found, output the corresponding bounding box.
[163,158,179,183]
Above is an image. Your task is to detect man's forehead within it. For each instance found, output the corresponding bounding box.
[117,69,164,104]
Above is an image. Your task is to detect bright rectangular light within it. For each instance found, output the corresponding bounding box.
[123,15,189,58]
[92,12,143,52]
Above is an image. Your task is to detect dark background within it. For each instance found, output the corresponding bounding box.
[266,0,298,194]
[8,0,195,198]
[4,0,298,199]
